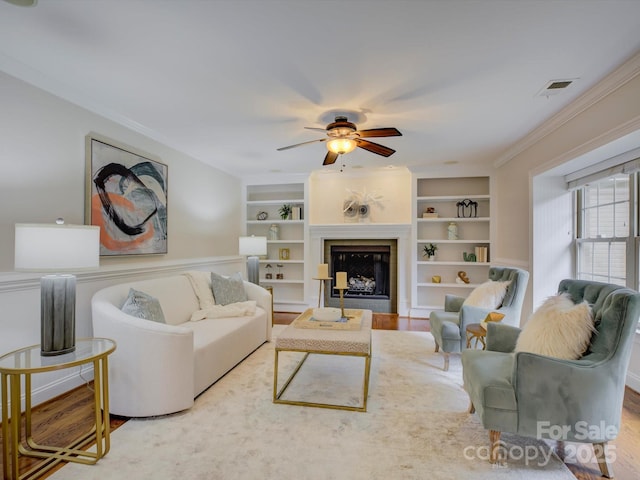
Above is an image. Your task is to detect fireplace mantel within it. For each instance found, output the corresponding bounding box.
[309,223,411,315]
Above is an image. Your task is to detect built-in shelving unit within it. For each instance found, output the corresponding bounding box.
[412,176,491,316]
[244,182,307,312]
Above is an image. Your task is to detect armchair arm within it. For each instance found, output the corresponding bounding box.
[444,294,466,312]
[486,323,521,352]
[243,281,272,341]
[513,352,620,442]
[91,299,195,417]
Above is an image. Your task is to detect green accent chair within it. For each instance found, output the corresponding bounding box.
[462,279,640,478]
[429,267,529,370]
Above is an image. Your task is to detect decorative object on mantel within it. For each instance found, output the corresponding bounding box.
[422,207,438,218]
[343,200,358,222]
[268,223,279,240]
[457,271,470,284]
[456,198,478,218]
[343,188,384,223]
[447,222,458,240]
[423,243,438,261]
[14,220,100,356]
[265,263,273,279]
[463,251,477,262]
[279,204,292,220]
[276,264,284,279]
[256,211,268,221]
[431,275,441,283]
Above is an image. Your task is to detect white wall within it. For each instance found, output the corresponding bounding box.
[0,71,244,406]
[531,174,574,310]
[308,168,412,225]
[494,60,640,388]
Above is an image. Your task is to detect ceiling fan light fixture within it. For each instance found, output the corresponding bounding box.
[327,138,357,155]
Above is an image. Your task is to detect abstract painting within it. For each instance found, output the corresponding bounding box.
[85,134,168,256]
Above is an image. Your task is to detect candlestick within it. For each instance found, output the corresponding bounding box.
[336,271,348,289]
[313,275,333,308]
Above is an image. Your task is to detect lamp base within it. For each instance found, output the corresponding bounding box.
[247,256,260,285]
[40,274,76,356]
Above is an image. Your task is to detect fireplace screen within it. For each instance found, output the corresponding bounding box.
[330,245,390,299]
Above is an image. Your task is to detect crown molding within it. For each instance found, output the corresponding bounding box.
[495,49,640,168]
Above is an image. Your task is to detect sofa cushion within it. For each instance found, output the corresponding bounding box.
[463,280,510,309]
[211,272,248,305]
[121,288,166,323]
[515,293,595,360]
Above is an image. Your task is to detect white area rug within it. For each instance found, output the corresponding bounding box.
[51,327,574,480]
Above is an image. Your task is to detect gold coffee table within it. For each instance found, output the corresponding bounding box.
[273,308,372,412]
[0,338,116,480]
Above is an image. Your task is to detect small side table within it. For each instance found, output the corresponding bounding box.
[0,338,116,480]
[465,323,487,350]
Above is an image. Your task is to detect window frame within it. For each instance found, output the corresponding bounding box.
[575,173,638,289]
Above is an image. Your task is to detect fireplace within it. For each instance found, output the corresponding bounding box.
[330,245,390,299]
[324,239,397,313]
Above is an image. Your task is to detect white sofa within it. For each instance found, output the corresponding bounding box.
[91,273,272,417]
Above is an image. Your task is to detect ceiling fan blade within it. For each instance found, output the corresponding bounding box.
[304,127,328,132]
[323,151,339,165]
[277,138,326,151]
[356,127,402,138]
[355,139,396,157]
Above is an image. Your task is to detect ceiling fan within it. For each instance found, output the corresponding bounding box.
[277,116,402,166]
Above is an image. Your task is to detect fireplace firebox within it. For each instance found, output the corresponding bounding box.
[330,245,390,299]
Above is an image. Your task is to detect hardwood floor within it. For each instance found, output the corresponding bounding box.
[1,312,638,479]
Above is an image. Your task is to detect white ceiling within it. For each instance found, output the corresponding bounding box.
[1,0,640,178]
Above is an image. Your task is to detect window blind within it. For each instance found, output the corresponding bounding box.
[566,147,640,190]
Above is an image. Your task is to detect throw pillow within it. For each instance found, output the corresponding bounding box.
[210,272,248,306]
[190,300,257,322]
[515,293,595,360]
[121,288,166,323]
[463,280,510,309]
[184,271,216,309]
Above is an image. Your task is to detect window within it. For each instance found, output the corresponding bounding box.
[575,174,635,287]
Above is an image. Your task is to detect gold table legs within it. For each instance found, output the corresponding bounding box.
[1,356,111,480]
[273,347,371,412]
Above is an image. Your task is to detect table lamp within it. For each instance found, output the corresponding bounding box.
[14,220,100,356]
[238,235,267,285]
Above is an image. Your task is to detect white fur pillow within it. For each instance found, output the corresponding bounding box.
[463,280,510,309]
[515,293,595,360]
[190,300,257,322]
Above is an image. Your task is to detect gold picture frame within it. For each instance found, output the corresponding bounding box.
[278,248,290,260]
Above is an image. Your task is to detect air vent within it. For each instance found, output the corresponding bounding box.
[536,78,579,97]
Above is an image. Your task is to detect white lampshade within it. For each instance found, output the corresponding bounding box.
[327,138,357,155]
[238,236,267,256]
[15,223,100,271]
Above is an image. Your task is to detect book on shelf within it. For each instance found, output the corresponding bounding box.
[474,246,489,263]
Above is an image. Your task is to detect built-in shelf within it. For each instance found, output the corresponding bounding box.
[412,176,491,316]
[245,182,307,312]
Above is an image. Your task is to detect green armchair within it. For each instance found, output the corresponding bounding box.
[461,279,640,477]
[429,266,529,370]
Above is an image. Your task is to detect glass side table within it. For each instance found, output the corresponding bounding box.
[0,338,116,480]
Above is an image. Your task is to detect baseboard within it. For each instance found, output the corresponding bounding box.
[626,370,640,393]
